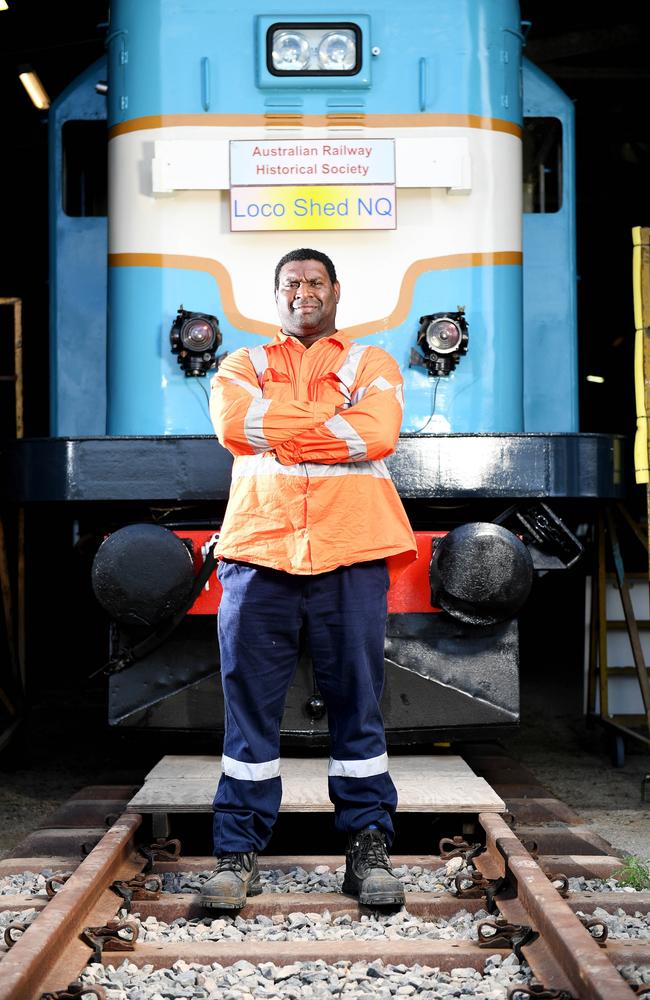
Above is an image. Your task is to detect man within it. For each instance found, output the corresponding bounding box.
[203,248,417,910]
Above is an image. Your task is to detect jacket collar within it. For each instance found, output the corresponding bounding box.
[272,329,350,349]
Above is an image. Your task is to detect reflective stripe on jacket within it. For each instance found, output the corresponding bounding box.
[210,330,417,579]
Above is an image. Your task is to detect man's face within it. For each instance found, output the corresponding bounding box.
[275,259,340,346]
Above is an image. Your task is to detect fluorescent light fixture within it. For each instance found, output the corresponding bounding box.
[586,375,605,384]
[19,69,50,110]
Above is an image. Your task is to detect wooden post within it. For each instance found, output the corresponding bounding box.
[596,509,609,719]
[0,297,25,696]
[606,507,650,734]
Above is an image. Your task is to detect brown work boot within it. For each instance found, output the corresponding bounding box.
[201,851,262,909]
[342,827,405,907]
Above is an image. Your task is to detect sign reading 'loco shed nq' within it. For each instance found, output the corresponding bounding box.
[229,139,396,232]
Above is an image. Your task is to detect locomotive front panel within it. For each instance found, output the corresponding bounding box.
[90,0,535,740]
[44,0,622,741]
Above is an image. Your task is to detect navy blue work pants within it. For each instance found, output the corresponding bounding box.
[212,558,397,854]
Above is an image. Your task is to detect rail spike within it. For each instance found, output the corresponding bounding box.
[3,921,30,948]
[453,869,508,913]
[576,914,608,946]
[45,872,73,898]
[546,872,569,898]
[81,918,138,964]
[40,984,106,1000]
[478,917,539,959]
[139,837,182,872]
[439,835,485,864]
[111,872,162,911]
[508,986,575,1000]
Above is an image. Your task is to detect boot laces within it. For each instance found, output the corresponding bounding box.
[214,852,254,874]
[354,829,391,871]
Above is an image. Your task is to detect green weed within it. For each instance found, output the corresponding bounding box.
[617,855,650,890]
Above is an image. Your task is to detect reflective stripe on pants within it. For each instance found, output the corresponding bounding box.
[212,558,397,854]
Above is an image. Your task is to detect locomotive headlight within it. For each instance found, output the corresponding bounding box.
[268,23,360,76]
[425,318,463,354]
[170,306,222,377]
[416,310,469,377]
[271,30,310,71]
[317,31,357,70]
[181,318,215,353]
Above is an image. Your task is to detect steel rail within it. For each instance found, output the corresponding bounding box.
[480,812,636,999]
[0,801,647,998]
[0,814,142,1000]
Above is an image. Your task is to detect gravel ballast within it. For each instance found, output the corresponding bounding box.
[162,863,468,896]
[3,866,644,898]
[0,907,39,951]
[131,907,491,944]
[0,906,39,928]
[618,964,650,988]
[0,870,57,896]
[567,876,641,894]
[577,907,650,940]
[80,956,533,1000]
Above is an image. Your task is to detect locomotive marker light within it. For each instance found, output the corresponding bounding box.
[414,310,469,376]
[169,307,222,376]
[268,24,360,75]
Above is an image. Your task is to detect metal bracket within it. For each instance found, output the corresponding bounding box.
[439,836,484,864]
[111,873,162,912]
[520,838,539,860]
[478,917,539,958]
[4,921,30,948]
[139,837,182,873]
[81,918,138,964]
[494,501,583,570]
[508,986,575,1000]
[45,872,73,898]
[453,870,508,913]
[576,914,608,946]
[547,872,569,898]
[80,839,101,858]
[40,984,106,1000]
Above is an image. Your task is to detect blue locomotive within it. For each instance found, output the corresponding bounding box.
[40,0,621,741]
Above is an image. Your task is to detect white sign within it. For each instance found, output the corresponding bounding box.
[230,139,395,187]
[151,137,471,194]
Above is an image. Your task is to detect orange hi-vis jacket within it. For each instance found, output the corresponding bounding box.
[210,330,417,581]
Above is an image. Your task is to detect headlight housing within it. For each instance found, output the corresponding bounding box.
[170,307,222,377]
[415,310,469,376]
[267,23,361,76]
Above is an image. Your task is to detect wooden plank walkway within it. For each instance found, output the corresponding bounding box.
[127,754,505,814]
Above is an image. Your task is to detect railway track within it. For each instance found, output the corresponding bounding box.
[0,748,649,1000]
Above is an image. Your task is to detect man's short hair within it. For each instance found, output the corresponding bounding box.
[274,248,337,290]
